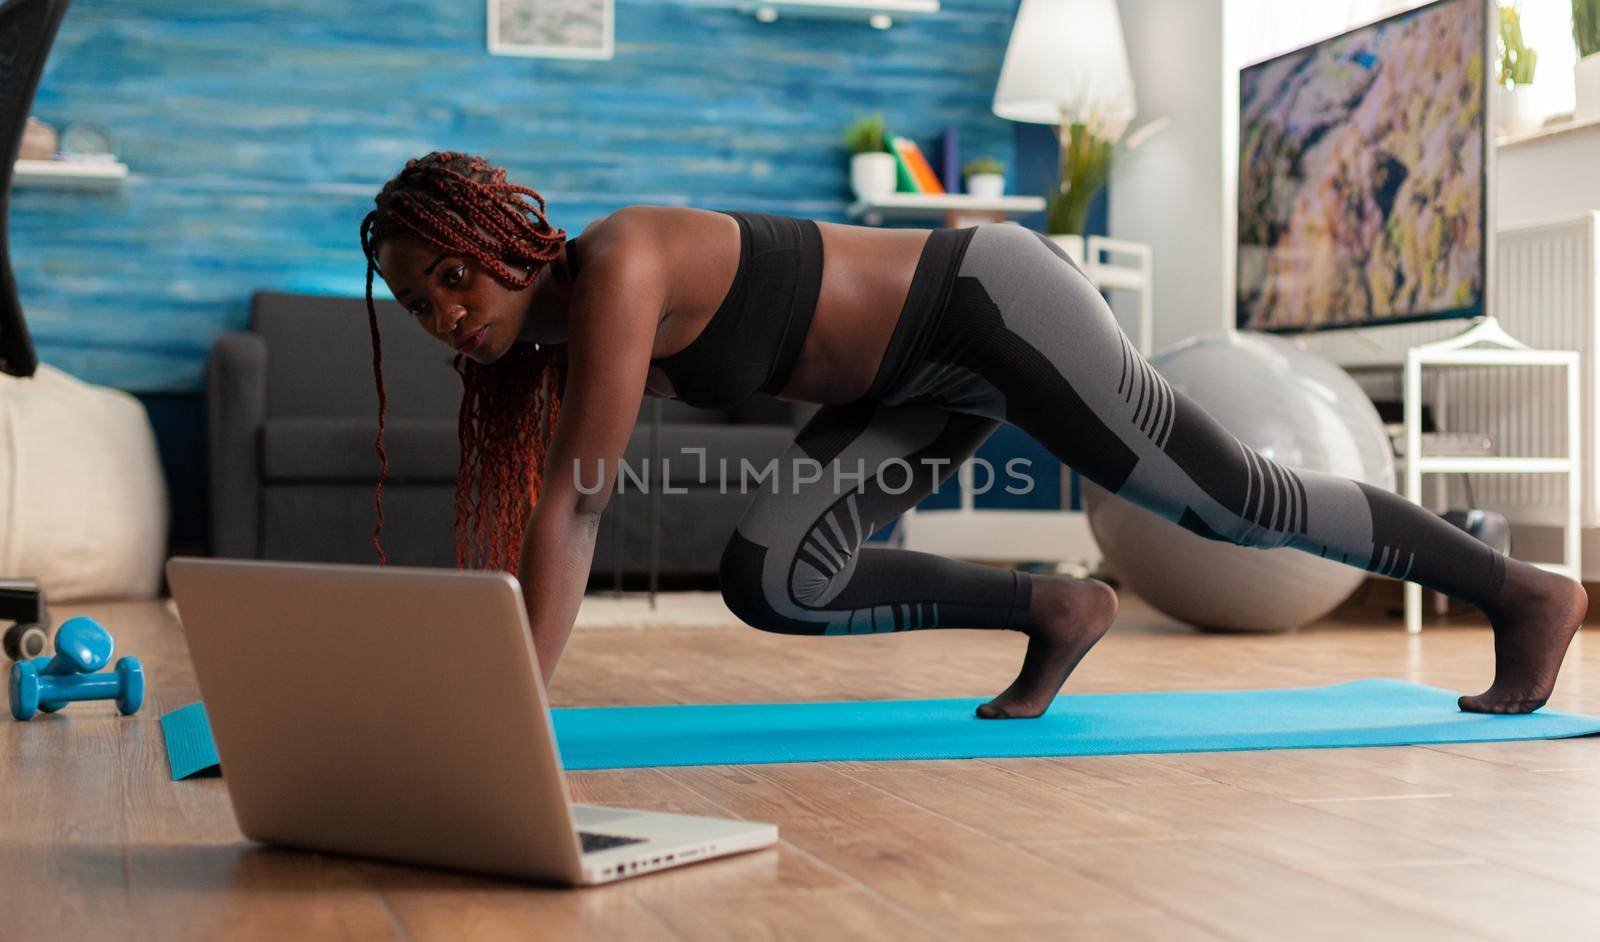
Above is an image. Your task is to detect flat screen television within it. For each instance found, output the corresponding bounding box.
[1235,0,1492,334]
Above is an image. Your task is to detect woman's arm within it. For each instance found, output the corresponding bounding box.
[517,211,663,683]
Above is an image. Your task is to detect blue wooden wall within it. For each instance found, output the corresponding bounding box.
[17,0,1030,393]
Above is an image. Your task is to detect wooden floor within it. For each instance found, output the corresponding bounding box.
[6,582,1600,941]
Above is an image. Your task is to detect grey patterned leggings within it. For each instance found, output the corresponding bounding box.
[718,222,1507,636]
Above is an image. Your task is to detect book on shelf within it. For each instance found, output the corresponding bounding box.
[888,134,945,195]
[939,125,961,194]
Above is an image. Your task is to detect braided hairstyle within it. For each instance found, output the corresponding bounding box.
[359,151,568,573]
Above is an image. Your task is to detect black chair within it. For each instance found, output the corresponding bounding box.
[0,0,70,378]
[0,0,69,658]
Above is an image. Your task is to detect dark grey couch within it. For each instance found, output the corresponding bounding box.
[207,291,810,574]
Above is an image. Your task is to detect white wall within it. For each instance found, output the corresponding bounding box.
[1109,0,1227,353]
[1501,0,1580,120]
[1499,130,1600,227]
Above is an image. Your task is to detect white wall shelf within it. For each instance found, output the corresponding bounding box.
[1497,115,1600,150]
[14,158,128,190]
[1397,456,1574,475]
[847,192,1044,226]
[743,0,937,29]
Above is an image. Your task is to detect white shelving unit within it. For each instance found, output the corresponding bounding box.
[1399,316,1583,633]
[1052,234,1153,357]
[14,158,128,190]
[743,0,938,29]
[846,192,1045,227]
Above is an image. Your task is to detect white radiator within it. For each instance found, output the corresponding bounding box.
[1304,212,1600,530]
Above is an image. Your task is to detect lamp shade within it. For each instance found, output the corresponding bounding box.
[992,0,1136,134]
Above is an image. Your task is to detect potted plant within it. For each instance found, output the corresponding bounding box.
[1497,2,1540,136]
[962,156,1005,198]
[1576,0,1600,122]
[843,112,897,201]
[1042,111,1167,262]
[1045,121,1114,244]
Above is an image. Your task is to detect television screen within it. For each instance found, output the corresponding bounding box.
[1236,0,1488,333]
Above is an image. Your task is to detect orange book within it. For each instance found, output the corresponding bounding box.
[889,134,946,194]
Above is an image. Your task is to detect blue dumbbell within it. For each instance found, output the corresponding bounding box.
[29,615,112,715]
[9,616,144,721]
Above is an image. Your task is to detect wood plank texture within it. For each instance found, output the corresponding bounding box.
[5,588,1600,940]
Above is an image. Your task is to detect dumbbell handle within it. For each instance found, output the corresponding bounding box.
[28,657,142,716]
[36,671,126,710]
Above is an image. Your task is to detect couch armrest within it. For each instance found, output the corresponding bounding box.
[207,331,268,557]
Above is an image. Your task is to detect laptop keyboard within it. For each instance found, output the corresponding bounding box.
[579,830,647,853]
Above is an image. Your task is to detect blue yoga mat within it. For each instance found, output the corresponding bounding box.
[548,679,1600,770]
[161,679,1600,780]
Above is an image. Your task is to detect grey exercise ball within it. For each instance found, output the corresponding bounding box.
[1083,331,1396,633]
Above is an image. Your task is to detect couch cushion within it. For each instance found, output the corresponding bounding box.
[728,395,794,426]
[251,292,803,429]
[617,423,797,487]
[252,292,463,421]
[264,416,799,488]
[263,416,459,483]
[592,487,749,576]
[262,483,458,567]
[652,397,733,425]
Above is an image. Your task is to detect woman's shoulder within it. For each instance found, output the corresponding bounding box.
[561,206,682,290]
[591,203,726,233]
[571,205,729,271]
[570,204,673,253]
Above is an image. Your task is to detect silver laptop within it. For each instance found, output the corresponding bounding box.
[165,556,777,885]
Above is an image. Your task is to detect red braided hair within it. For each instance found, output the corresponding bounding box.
[359,151,568,572]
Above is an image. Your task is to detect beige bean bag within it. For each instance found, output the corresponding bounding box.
[0,364,168,601]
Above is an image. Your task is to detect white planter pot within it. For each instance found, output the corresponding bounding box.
[1047,233,1085,266]
[1496,85,1542,137]
[965,173,1004,198]
[850,152,898,200]
[1577,53,1600,124]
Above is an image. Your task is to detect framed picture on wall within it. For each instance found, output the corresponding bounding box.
[488,0,615,60]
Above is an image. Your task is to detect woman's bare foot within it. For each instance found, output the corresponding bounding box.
[977,575,1118,719]
[1459,565,1588,714]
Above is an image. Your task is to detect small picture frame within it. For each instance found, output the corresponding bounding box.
[488,0,614,60]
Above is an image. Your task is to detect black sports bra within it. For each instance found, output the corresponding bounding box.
[565,210,824,410]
